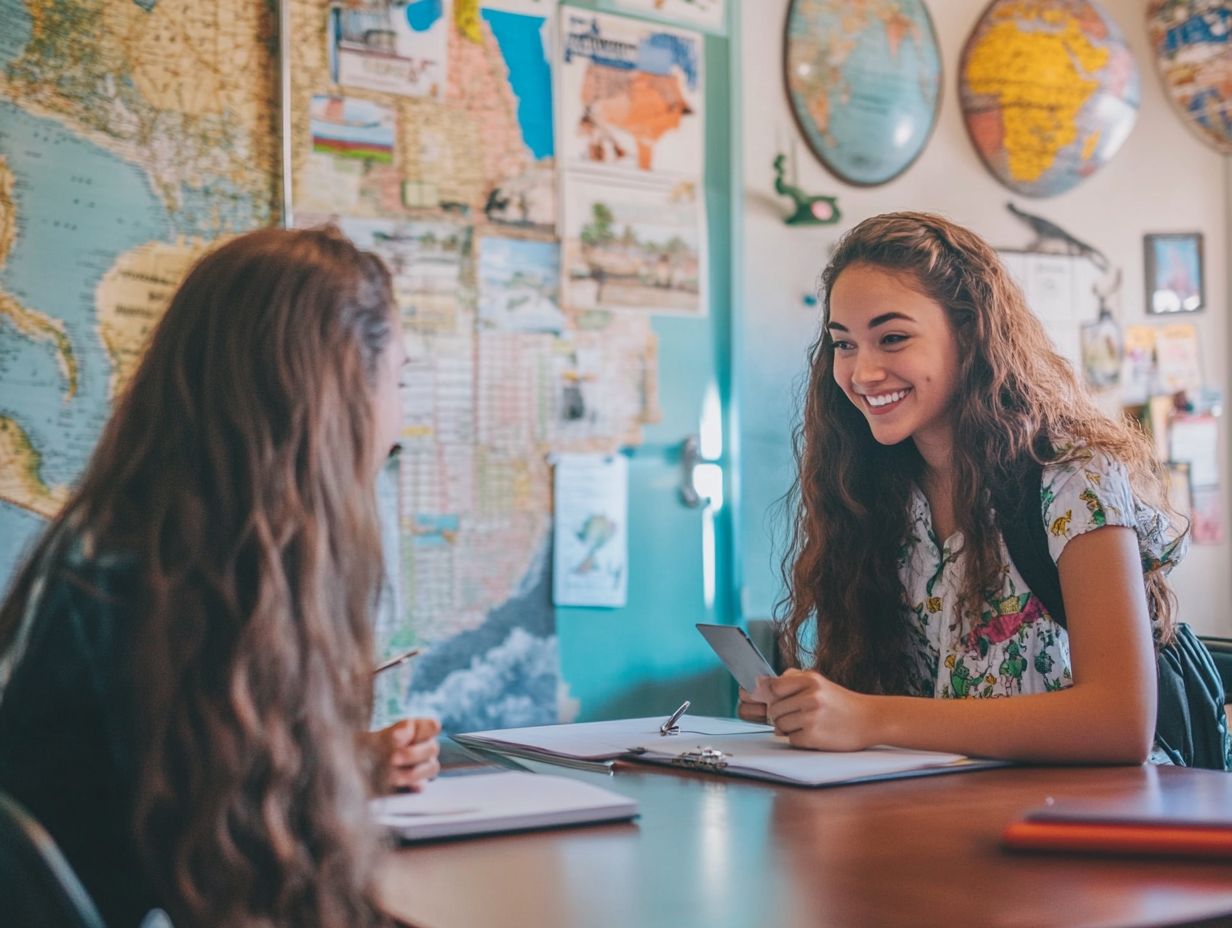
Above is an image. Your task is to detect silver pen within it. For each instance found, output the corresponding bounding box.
[660,699,691,735]
[373,647,421,677]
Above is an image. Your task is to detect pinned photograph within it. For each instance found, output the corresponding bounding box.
[1080,312,1121,389]
[562,173,705,315]
[1144,232,1204,314]
[478,237,565,333]
[328,1,448,98]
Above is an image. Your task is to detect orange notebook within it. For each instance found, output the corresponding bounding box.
[1002,769,1232,859]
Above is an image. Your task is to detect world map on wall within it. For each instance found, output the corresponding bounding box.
[784,0,942,186]
[959,0,1140,198]
[0,0,276,580]
[1147,0,1232,154]
[0,0,662,734]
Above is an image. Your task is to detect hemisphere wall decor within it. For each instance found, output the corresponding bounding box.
[958,0,1141,198]
[1146,0,1232,155]
[783,0,942,187]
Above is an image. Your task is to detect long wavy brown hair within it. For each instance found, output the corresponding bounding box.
[0,227,396,927]
[778,211,1182,695]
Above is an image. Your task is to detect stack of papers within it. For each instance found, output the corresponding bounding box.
[372,771,637,842]
[458,715,1003,787]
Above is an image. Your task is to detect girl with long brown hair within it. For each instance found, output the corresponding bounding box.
[0,227,438,928]
[739,211,1191,765]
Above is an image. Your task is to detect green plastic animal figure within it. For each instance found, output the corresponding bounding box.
[773,154,841,227]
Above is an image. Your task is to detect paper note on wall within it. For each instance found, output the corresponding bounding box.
[998,251,1098,370]
[1170,415,1220,488]
[1156,323,1203,395]
[552,454,629,607]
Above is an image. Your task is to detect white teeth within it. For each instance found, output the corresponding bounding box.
[866,389,909,408]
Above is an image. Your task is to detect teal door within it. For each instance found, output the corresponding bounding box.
[557,6,738,721]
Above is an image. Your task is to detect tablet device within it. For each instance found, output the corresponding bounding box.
[696,623,776,693]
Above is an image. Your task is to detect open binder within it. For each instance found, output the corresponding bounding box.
[457,715,1004,788]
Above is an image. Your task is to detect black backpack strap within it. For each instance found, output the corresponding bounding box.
[994,458,1067,627]
[995,449,1230,770]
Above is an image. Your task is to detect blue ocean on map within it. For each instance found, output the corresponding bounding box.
[0,102,170,583]
[482,10,554,160]
[0,0,31,65]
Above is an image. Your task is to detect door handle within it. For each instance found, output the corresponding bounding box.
[679,435,723,509]
[680,435,704,507]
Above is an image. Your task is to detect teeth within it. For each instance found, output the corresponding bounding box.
[866,389,908,408]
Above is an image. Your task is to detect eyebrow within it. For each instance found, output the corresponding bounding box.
[826,311,915,332]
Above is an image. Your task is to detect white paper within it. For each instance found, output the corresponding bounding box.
[634,734,992,787]
[1170,416,1220,488]
[458,714,771,760]
[552,453,629,607]
[372,771,637,841]
[456,715,1000,788]
[998,250,1100,371]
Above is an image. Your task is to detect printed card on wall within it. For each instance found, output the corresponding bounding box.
[1121,325,1158,405]
[1170,415,1220,488]
[1156,323,1203,395]
[558,9,703,179]
[997,250,1095,371]
[552,453,629,607]
[302,95,398,213]
[478,236,566,332]
[1191,486,1225,545]
[328,1,449,98]
[561,171,706,315]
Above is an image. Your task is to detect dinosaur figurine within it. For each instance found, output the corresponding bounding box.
[773,154,841,227]
[1006,202,1109,272]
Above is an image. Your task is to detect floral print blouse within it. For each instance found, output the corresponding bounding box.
[899,450,1187,700]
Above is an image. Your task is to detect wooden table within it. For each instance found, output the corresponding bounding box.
[378,759,1232,928]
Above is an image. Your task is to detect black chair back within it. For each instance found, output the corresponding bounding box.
[0,791,106,928]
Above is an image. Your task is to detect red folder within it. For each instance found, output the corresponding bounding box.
[1002,768,1232,859]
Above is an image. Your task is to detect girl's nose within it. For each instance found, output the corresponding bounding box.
[852,354,886,386]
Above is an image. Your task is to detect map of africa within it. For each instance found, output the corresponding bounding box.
[959,0,1140,198]
[784,0,942,186]
[1147,0,1232,155]
[0,0,275,577]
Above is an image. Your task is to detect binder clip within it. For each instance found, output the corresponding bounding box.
[672,747,730,771]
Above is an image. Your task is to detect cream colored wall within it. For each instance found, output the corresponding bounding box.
[737,0,1232,636]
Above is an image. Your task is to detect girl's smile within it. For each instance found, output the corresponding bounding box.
[859,387,913,413]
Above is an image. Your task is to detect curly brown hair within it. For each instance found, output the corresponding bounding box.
[778,211,1182,695]
[0,227,396,927]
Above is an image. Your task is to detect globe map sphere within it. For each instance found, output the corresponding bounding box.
[959,0,1141,198]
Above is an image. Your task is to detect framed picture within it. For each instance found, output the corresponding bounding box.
[1144,232,1204,314]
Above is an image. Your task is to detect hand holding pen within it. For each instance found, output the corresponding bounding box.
[367,647,439,791]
